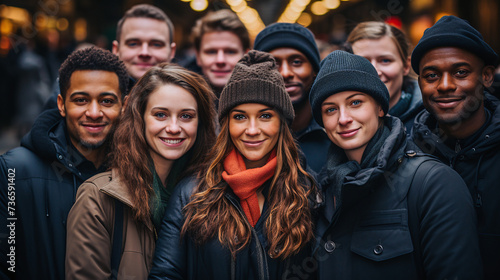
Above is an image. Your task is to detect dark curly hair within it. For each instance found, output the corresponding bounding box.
[58,46,129,99]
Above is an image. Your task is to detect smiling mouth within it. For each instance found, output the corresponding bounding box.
[338,128,359,137]
[433,97,465,108]
[242,140,265,147]
[160,138,184,145]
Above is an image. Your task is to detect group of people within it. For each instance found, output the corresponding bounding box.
[0,3,499,280]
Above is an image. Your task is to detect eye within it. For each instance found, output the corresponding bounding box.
[291,59,303,66]
[180,113,195,120]
[233,113,246,120]
[423,72,439,81]
[225,49,238,55]
[325,107,337,114]
[101,99,116,106]
[126,40,139,47]
[150,41,165,48]
[154,112,167,119]
[204,49,217,55]
[73,97,87,104]
[380,58,392,64]
[455,69,470,77]
[260,113,272,119]
[351,100,362,106]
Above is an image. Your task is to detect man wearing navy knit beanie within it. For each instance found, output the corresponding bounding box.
[410,15,500,280]
[254,23,330,173]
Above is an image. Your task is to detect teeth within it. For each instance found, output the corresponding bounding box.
[162,139,182,144]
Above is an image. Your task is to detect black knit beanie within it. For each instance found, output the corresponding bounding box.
[309,50,389,127]
[253,23,320,73]
[411,15,499,74]
[218,50,295,124]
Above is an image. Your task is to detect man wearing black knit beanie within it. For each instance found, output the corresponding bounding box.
[409,15,500,280]
[254,23,330,173]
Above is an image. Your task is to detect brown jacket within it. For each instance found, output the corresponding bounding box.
[65,170,155,280]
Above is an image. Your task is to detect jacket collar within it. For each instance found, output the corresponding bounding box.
[100,169,154,231]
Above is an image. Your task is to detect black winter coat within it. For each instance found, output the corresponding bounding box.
[0,109,106,280]
[315,116,482,280]
[149,176,317,280]
[411,94,500,279]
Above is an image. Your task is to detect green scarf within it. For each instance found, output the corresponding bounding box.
[149,149,192,232]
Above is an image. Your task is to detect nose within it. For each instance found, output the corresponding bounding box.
[279,61,293,80]
[165,118,181,134]
[437,72,456,93]
[215,50,225,64]
[138,42,151,57]
[338,107,353,126]
[371,59,382,78]
[86,101,103,120]
[245,119,261,136]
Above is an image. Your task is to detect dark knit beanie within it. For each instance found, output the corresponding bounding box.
[411,15,499,74]
[253,23,320,73]
[218,50,294,124]
[310,50,389,127]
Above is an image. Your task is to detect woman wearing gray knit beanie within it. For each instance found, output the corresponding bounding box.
[149,50,321,280]
[311,50,482,280]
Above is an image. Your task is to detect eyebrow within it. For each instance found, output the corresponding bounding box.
[69,92,118,99]
[321,93,364,106]
[421,62,472,73]
[151,107,196,112]
[231,107,273,113]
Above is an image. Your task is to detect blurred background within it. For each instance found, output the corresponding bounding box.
[1,0,499,153]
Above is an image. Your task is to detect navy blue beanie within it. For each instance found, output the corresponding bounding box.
[411,15,499,74]
[310,50,389,127]
[254,23,320,73]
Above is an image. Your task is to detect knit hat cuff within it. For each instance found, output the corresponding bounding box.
[219,79,295,123]
[411,34,499,74]
[311,70,389,126]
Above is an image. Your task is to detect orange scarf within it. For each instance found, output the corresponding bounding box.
[222,149,277,227]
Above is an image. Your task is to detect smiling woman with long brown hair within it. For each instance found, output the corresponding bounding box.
[149,51,320,280]
[65,63,216,280]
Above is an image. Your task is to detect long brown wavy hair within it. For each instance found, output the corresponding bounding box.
[181,112,316,259]
[110,63,216,224]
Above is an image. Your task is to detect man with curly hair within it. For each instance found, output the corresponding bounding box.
[0,47,128,280]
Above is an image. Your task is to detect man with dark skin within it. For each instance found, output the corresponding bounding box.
[254,23,330,173]
[0,47,128,280]
[410,15,499,279]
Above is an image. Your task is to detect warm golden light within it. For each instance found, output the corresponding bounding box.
[74,18,87,41]
[191,0,208,11]
[56,18,69,31]
[311,1,328,15]
[324,0,340,9]
[297,13,312,27]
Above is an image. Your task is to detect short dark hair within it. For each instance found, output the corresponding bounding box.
[58,46,129,99]
[116,4,174,44]
[191,9,249,51]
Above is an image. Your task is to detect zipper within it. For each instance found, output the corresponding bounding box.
[225,193,270,280]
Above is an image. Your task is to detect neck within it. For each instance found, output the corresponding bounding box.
[389,90,402,109]
[345,148,364,164]
[152,157,173,186]
[291,101,312,132]
[70,139,106,169]
[439,105,486,139]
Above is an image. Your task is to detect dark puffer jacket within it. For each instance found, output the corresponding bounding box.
[411,93,500,279]
[315,116,482,280]
[149,176,318,280]
[0,109,107,280]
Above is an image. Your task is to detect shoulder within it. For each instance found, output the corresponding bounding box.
[73,171,115,209]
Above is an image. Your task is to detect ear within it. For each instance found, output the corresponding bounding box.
[378,105,385,118]
[195,50,202,67]
[482,65,495,88]
[169,42,177,61]
[122,95,129,114]
[112,40,119,55]
[403,56,411,76]
[57,94,66,117]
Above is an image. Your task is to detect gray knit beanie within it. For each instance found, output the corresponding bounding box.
[411,15,499,74]
[218,50,295,124]
[310,50,389,127]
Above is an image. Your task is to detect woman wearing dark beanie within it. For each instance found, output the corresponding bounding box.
[310,50,482,280]
[149,50,320,280]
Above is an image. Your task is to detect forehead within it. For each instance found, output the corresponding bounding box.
[120,17,170,42]
[322,91,373,104]
[199,31,243,50]
[269,47,308,61]
[351,36,399,57]
[419,47,484,70]
[68,70,121,96]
